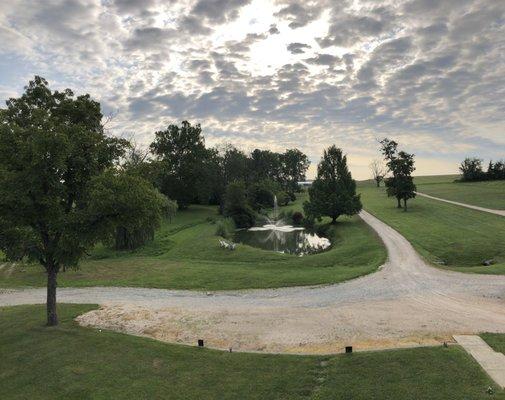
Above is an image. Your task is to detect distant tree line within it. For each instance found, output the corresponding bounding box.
[147,121,310,227]
[459,157,505,182]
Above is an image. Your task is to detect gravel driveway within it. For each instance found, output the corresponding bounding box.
[2,210,505,353]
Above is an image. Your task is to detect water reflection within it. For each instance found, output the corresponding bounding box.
[236,224,330,256]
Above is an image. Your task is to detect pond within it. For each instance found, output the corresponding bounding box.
[235,223,331,256]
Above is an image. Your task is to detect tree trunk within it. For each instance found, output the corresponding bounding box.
[331,216,337,224]
[403,198,408,212]
[397,197,402,208]
[376,178,380,187]
[46,268,58,326]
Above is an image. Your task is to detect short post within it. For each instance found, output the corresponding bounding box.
[198,339,204,347]
[345,346,353,354]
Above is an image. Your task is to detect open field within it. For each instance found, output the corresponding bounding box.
[0,194,386,290]
[1,304,503,400]
[359,180,505,274]
[414,175,505,210]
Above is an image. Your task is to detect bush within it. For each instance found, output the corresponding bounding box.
[247,179,280,210]
[215,218,236,240]
[278,209,304,226]
[224,181,256,228]
[292,211,304,226]
[229,209,256,228]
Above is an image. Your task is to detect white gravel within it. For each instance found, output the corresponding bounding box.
[2,210,505,354]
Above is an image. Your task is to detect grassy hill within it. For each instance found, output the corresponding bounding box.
[414,175,505,210]
[359,179,505,274]
[0,193,386,290]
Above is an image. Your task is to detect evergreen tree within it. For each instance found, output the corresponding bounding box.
[304,146,362,223]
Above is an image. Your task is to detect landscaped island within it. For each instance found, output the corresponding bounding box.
[0,192,386,290]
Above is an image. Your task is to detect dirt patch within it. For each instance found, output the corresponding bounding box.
[76,294,505,354]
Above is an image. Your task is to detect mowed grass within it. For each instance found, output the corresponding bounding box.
[359,180,505,274]
[0,193,386,290]
[481,334,505,355]
[1,304,503,400]
[415,174,505,210]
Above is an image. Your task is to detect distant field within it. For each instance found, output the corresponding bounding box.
[1,304,503,400]
[0,193,386,290]
[359,181,505,274]
[414,175,505,210]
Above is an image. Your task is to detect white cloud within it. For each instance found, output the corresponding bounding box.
[0,0,504,179]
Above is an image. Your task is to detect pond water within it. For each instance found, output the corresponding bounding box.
[235,224,331,256]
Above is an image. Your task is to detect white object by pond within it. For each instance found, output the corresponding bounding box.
[219,239,236,250]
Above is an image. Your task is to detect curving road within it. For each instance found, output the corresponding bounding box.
[2,210,505,353]
[416,192,505,216]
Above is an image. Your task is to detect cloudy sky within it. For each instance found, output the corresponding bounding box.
[1,0,504,178]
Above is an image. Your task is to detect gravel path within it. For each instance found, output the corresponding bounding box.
[2,210,505,353]
[416,192,505,216]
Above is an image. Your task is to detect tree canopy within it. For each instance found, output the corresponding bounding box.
[0,76,167,326]
[150,121,209,209]
[304,145,362,223]
[380,138,416,211]
[459,157,505,182]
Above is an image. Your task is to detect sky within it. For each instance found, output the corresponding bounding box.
[0,0,504,179]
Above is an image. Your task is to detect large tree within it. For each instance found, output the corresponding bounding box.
[150,121,209,209]
[250,149,282,183]
[380,138,416,211]
[0,77,165,326]
[304,146,362,223]
[281,148,310,197]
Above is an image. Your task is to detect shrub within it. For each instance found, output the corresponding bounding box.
[224,181,256,228]
[278,209,304,226]
[247,179,280,210]
[215,218,236,240]
[292,211,304,226]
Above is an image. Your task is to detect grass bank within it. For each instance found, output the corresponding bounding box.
[414,174,505,210]
[359,180,505,273]
[481,333,505,355]
[0,193,386,290]
[1,304,503,400]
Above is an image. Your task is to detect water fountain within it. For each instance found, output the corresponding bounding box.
[236,195,331,255]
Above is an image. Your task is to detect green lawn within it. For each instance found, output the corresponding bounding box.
[0,193,386,290]
[481,334,505,355]
[414,174,505,210]
[359,180,505,273]
[1,304,503,400]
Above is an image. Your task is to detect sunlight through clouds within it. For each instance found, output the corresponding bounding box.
[0,0,504,179]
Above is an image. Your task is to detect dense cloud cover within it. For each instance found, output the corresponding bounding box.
[0,0,504,178]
